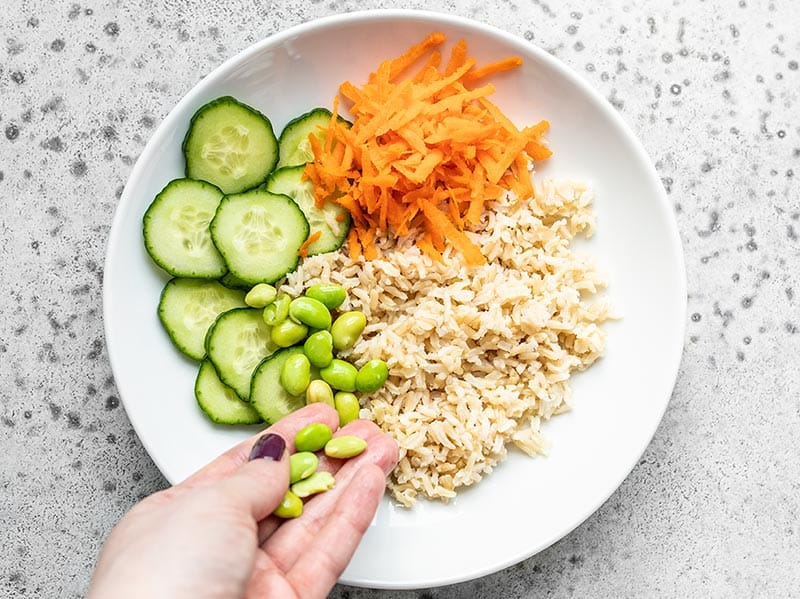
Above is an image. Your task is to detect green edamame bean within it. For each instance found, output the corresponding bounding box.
[320,359,358,392]
[290,471,335,498]
[334,391,360,426]
[270,319,309,347]
[273,490,303,518]
[330,311,367,351]
[305,284,346,310]
[263,293,291,326]
[280,353,311,396]
[245,283,277,308]
[289,451,319,484]
[324,435,367,459]
[289,297,332,330]
[294,422,333,452]
[303,330,334,368]
[306,379,334,407]
[355,359,389,393]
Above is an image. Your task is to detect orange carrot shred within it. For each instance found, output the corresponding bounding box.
[419,201,484,266]
[347,228,361,261]
[305,33,552,266]
[463,56,523,83]
[388,32,446,81]
[412,50,442,83]
[298,231,322,258]
[417,233,444,263]
[444,39,468,76]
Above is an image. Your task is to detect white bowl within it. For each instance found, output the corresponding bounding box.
[104,9,686,589]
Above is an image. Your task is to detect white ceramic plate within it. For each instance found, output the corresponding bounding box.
[104,10,686,589]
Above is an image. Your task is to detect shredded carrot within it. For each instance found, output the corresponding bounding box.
[305,33,552,265]
[444,39,468,76]
[462,56,523,83]
[346,228,361,261]
[388,32,447,81]
[298,231,322,258]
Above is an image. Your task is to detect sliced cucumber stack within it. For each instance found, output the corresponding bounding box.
[195,359,262,425]
[158,278,247,360]
[183,96,278,194]
[143,179,227,278]
[210,189,309,285]
[206,308,278,400]
[265,166,350,255]
[277,107,351,169]
[147,98,365,426]
[250,347,309,424]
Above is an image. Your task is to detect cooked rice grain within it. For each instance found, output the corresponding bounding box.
[282,178,611,506]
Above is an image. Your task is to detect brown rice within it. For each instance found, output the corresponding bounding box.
[282,177,611,506]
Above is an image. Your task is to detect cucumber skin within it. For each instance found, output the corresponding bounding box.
[277,107,352,169]
[143,178,227,279]
[194,359,262,425]
[205,307,278,401]
[158,278,247,361]
[219,272,251,291]
[182,95,278,194]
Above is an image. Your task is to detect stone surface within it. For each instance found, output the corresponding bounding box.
[1,0,799,597]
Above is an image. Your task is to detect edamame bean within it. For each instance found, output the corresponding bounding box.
[280,353,311,396]
[306,379,334,407]
[333,391,360,426]
[270,318,309,347]
[289,451,319,484]
[324,435,367,459]
[245,283,277,308]
[289,297,332,330]
[263,293,291,326]
[290,471,335,498]
[294,422,333,452]
[303,330,334,368]
[273,490,303,519]
[305,284,346,310]
[320,359,358,392]
[330,311,367,351]
[355,359,389,393]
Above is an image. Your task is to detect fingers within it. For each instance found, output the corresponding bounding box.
[286,464,386,597]
[216,443,291,522]
[255,419,393,544]
[178,404,341,491]
[261,420,398,572]
[214,432,294,522]
[313,419,398,478]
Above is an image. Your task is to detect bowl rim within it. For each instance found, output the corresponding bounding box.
[103,8,688,589]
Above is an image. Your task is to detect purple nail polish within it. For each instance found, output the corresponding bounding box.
[248,433,286,461]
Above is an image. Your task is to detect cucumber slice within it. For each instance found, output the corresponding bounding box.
[250,347,308,424]
[143,179,227,278]
[265,166,350,255]
[158,278,247,360]
[277,107,351,169]
[219,272,251,291]
[194,360,262,425]
[210,189,309,285]
[206,308,278,400]
[183,96,278,194]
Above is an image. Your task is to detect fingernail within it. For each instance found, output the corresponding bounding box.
[248,433,286,461]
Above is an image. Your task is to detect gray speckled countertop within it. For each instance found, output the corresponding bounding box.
[1,1,799,597]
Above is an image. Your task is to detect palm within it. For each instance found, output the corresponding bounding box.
[88,404,397,599]
[243,445,388,598]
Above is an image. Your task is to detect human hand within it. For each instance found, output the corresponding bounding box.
[87,404,398,599]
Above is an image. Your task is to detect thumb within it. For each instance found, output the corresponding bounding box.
[218,433,290,521]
